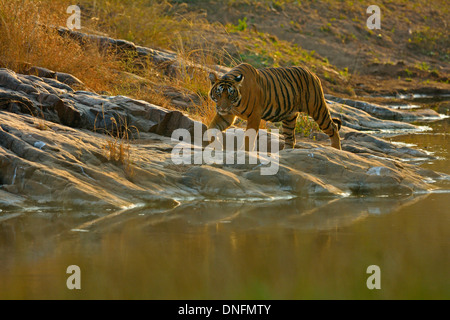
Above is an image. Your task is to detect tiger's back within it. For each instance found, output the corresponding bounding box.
[208,63,342,150]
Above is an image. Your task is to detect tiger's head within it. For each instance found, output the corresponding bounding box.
[208,72,244,116]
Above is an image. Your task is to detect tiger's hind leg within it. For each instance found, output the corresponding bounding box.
[325,118,342,150]
[310,99,342,150]
[329,128,341,150]
[281,113,299,149]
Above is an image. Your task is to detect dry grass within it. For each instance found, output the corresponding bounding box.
[97,111,139,178]
[170,47,218,124]
[0,0,121,93]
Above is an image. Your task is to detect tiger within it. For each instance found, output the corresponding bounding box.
[207,62,342,150]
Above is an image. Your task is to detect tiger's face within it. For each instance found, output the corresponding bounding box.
[208,72,244,116]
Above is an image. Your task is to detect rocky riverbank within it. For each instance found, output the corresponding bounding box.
[0,59,447,209]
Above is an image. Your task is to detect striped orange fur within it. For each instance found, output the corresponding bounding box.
[208,63,342,150]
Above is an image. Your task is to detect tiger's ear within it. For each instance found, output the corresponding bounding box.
[208,72,218,85]
[235,74,244,87]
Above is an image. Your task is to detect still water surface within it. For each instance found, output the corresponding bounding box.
[0,114,448,299]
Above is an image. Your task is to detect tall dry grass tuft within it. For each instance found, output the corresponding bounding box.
[95,108,139,178]
[172,43,218,124]
[0,0,120,92]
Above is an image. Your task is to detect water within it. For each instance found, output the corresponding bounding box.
[368,93,450,101]
[0,111,449,300]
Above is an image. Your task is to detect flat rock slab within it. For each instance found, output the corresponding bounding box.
[325,94,443,121]
[0,110,444,209]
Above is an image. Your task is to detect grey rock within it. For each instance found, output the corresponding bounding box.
[325,94,442,121]
[55,72,84,87]
[327,99,417,131]
[0,69,207,139]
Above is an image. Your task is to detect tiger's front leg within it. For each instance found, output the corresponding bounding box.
[281,113,299,149]
[243,115,262,152]
[206,113,236,147]
[208,113,236,131]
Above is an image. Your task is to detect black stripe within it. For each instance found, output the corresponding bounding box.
[314,79,326,124]
[273,70,288,113]
[271,116,281,123]
[262,105,274,120]
[287,113,298,121]
[291,68,304,111]
[264,71,282,120]
[269,69,292,122]
[318,107,329,128]
[247,104,255,118]
[234,96,242,109]
[259,71,268,107]
[316,82,331,127]
[294,68,309,114]
[260,69,273,117]
[322,119,332,133]
[241,99,251,115]
[277,69,292,112]
[309,74,319,119]
[269,68,286,112]
[278,68,296,114]
[220,114,231,127]
[285,69,302,108]
[261,73,274,119]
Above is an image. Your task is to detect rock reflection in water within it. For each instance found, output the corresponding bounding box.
[63,194,428,234]
[0,191,448,299]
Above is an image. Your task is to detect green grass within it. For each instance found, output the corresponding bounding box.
[295,114,320,137]
[407,27,449,60]
[228,17,249,32]
[416,62,430,71]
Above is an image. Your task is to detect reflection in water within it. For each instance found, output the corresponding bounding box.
[0,113,448,300]
[118,195,429,232]
[1,191,448,299]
